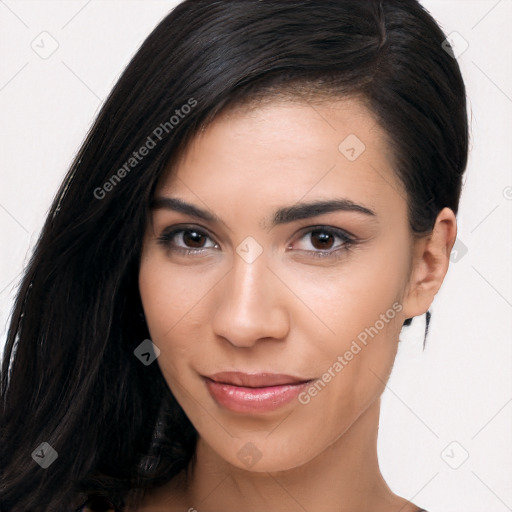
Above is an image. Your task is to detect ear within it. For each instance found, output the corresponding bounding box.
[401,207,457,319]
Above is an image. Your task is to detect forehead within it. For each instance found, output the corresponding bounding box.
[156,97,407,227]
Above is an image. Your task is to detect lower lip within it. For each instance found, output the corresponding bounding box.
[204,378,312,413]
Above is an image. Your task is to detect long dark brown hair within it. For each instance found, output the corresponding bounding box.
[0,0,468,510]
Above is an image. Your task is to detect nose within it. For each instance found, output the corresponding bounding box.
[211,251,290,348]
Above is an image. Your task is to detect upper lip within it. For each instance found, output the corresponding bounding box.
[204,371,313,388]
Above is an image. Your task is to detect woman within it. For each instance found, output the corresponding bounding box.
[0,0,468,511]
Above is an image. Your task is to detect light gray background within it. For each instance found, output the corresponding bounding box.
[1,1,511,511]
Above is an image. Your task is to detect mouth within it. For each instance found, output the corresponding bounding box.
[202,371,315,413]
[205,371,314,388]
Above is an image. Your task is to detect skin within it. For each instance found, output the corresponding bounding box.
[136,96,457,512]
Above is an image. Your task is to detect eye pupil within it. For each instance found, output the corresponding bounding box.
[311,230,334,250]
[184,230,205,248]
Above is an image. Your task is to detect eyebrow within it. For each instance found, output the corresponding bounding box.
[150,196,377,230]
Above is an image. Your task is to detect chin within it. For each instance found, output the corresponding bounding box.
[216,440,316,474]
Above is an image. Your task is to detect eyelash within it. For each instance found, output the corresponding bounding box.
[156,225,358,261]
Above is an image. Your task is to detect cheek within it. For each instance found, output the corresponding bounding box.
[138,256,217,382]
[139,254,212,337]
[289,248,406,404]
[281,244,406,342]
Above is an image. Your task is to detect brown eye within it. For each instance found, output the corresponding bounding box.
[182,229,208,248]
[157,226,219,254]
[288,226,357,260]
[309,229,336,250]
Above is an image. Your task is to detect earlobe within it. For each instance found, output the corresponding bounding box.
[401,207,457,320]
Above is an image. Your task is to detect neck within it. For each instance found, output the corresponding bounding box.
[175,398,420,512]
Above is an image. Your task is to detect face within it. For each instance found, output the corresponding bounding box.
[138,97,419,472]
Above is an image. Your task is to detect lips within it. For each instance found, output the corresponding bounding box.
[205,371,313,388]
[202,371,316,413]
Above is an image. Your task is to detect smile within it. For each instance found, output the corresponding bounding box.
[203,377,314,413]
